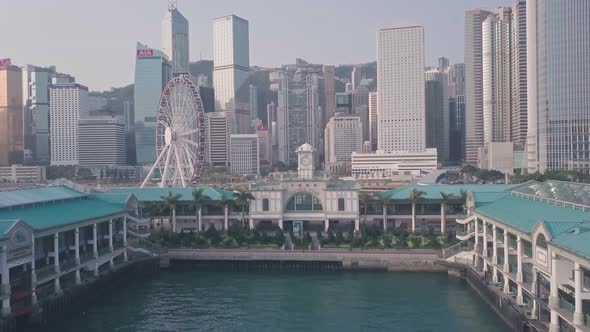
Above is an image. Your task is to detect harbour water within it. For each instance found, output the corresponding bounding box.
[39,271,506,331]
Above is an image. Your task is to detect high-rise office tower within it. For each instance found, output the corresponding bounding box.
[161,1,189,74]
[449,63,466,163]
[322,65,336,126]
[377,26,425,153]
[511,0,527,146]
[79,116,126,167]
[276,69,320,166]
[465,9,491,165]
[482,7,512,145]
[49,83,88,166]
[205,112,229,167]
[425,67,449,161]
[449,63,466,98]
[133,42,170,165]
[0,63,23,166]
[368,92,378,152]
[324,115,362,175]
[249,84,258,127]
[257,125,272,164]
[230,134,259,175]
[213,14,250,134]
[527,0,590,173]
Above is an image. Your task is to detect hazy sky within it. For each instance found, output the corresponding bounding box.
[2,0,513,91]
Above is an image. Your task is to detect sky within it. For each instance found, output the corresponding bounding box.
[2,0,514,91]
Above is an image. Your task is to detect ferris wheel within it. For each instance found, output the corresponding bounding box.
[141,76,206,188]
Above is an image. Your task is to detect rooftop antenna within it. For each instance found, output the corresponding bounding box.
[168,0,177,11]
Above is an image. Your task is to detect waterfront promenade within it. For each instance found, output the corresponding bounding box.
[168,248,445,272]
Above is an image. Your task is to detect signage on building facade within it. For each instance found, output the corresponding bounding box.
[0,58,11,67]
[136,49,154,57]
[172,72,190,79]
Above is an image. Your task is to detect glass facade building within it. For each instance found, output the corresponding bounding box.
[528,0,590,173]
[0,65,23,166]
[161,5,189,75]
[133,43,170,165]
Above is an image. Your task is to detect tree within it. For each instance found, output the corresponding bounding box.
[234,188,255,229]
[359,192,373,225]
[459,189,468,213]
[374,195,392,232]
[161,191,182,233]
[439,192,456,237]
[216,197,234,231]
[461,164,480,176]
[408,188,426,233]
[192,188,207,232]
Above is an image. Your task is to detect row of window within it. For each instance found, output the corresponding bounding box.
[261,196,346,212]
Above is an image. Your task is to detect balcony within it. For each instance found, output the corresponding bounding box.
[559,297,575,314]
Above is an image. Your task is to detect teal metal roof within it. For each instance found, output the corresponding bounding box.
[0,186,86,209]
[326,182,359,190]
[380,184,512,201]
[92,193,133,204]
[0,199,126,232]
[476,194,590,234]
[108,187,235,202]
[0,220,19,236]
[511,180,590,207]
[550,224,590,259]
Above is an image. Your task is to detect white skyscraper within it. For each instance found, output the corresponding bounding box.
[79,116,126,167]
[230,134,259,175]
[49,83,88,166]
[161,1,189,74]
[377,26,425,153]
[324,115,362,175]
[205,112,229,167]
[213,14,250,133]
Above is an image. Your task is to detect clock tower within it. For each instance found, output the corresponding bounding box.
[297,143,314,180]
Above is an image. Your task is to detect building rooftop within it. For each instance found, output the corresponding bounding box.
[380,184,512,201]
[0,185,87,209]
[108,187,235,202]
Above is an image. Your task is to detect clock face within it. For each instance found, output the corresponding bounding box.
[300,155,311,167]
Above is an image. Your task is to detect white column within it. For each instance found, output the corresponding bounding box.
[224,205,229,231]
[574,262,584,325]
[324,219,329,232]
[53,233,61,294]
[383,206,387,232]
[517,285,524,305]
[440,204,445,235]
[278,219,283,231]
[492,225,498,265]
[197,207,202,232]
[482,221,488,258]
[109,220,115,269]
[503,230,509,273]
[516,236,523,283]
[549,310,559,332]
[74,228,81,285]
[249,218,254,230]
[354,218,360,232]
[549,252,559,308]
[1,245,10,317]
[123,216,128,262]
[93,223,98,277]
[473,219,479,269]
[31,237,37,305]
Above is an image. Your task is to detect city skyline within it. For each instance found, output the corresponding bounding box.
[2,0,514,91]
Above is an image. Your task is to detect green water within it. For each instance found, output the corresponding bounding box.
[40,271,506,331]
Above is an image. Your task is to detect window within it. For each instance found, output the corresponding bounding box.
[285,193,323,212]
[262,198,269,212]
[536,234,548,249]
[338,198,345,211]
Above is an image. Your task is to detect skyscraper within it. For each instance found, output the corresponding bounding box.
[527,0,590,174]
[425,67,449,161]
[133,42,170,165]
[49,83,88,166]
[230,134,259,175]
[377,26,425,153]
[78,116,126,167]
[322,65,336,126]
[205,111,229,167]
[213,14,250,134]
[511,0,528,146]
[449,63,466,163]
[324,115,362,175]
[161,1,189,74]
[368,92,378,152]
[465,9,491,165]
[276,69,320,166]
[0,63,23,166]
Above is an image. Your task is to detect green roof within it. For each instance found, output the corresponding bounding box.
[476,194,590,234]
[92,193,133,204]
[0,199,127,232]
[550,224,590,259]
[326,182,359,190]
[380,184,512,201]
[0,186,86,209]
[0,220,19,236]
[108,187,235,202]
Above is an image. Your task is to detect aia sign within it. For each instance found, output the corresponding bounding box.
[136,49,154,57]
[0,58,11,67]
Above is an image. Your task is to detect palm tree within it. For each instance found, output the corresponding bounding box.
[234,188,255,229]
[374,195,392,232]
[161,191,182,233]
[408,188,426,233]
[439,192,456,236]
[459,189,468,213]
[216,197,234,231]
[192,189,207,232]
[359,192,373,225]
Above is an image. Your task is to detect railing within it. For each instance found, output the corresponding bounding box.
[585,313,590,327]
[509,238,517,250]
[584,275,590,289]
[523,271,533,285]
[80,251,95,264]
[524,245,533,258]
[128,236,167,256]
[442,240,474,259]
[60,257,77,271]
[559,296,575,314]
[509,264,518,274]
[456,230,474,238]
[36,265,56,280]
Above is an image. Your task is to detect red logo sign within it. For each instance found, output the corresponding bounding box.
[136,49,154,57]
[258,125,267,130]
[0,58,11,67]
